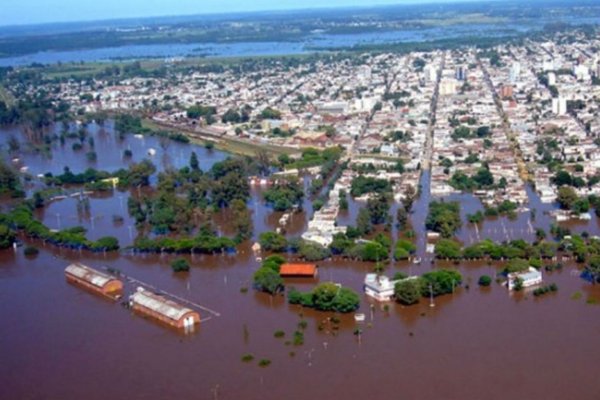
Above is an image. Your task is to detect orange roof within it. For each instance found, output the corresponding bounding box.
[279,263,318,277]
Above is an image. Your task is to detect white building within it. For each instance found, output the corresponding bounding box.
[574,64,590,81]
[552,97,567,116]
[510,62,521,83]
[364,273,400,301]
[507,267,543,290]
[439,79,457,96]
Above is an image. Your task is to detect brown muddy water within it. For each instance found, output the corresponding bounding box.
[1,124,600,400]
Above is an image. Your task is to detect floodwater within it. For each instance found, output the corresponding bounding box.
[1,123,600,400]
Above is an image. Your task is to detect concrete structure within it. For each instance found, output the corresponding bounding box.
[507,267,543,291]
[501,85,514,98]
[65,263,123,299]
[363,273,413,302]
[552,97,567,116]
[279,263,318,277]
[510,62,521,82]
[129,287,200,329]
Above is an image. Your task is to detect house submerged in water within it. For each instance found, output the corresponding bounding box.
[364,273,407,302]
[507,267,543,290]
[129,287,200,330]
[65,263,123,299]
[279,263,318,278]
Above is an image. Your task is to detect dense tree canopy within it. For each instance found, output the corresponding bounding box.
[426,201,462,238]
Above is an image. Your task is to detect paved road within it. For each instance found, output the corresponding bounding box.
[422,52,445,171]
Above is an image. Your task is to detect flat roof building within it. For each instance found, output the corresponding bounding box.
[65,262,123,299]
[129,287,200,329]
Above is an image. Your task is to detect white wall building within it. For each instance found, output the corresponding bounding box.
[507,267,543,290]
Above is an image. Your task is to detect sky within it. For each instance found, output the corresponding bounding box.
[1,0,478,27]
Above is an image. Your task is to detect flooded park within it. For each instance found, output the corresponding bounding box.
[1,122,599,400]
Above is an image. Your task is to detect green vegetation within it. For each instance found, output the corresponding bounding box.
[0,224,15,249]
[394,278,423,305]
[125,157,251,236]
[288,282,360,313]
[585,254,600,284]
[293,330,305,346]
[426,201,461,238]
[258,231,288,252]
[478,275,492,287]
[434,239,462,259]
[258,359,272,367]
[171,258,190,272]
[394,239,417,260]
[0,159,24,198]
[253,255,285,295]
[512,276,524,291]
[450,125,491,141]
[328,231,393,262]
[350,176,392,197]
[296,239,331,261]
[263,179,304,211]
[115,114,190,142]
[1,205,119,251]
[286,147,342,170]
[449,167,494,192]
[346,234,391,262]
[241,354,254,362]
[260,107,282,120]
[394,269,463,305]
[483,200,518,219]
[533,283,558,297]
[133,227,235,254]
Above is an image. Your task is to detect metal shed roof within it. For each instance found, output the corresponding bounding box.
[65,263,115,288]
[130,287,194,321]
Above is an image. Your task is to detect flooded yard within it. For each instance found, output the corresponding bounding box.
[1,124,600,400]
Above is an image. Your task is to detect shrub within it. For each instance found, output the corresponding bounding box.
[241,354,254,362]
[24,246,39,257]
[478,275,492,287]
[171,258,190,272]
[258,359,271,367]
[253,267,283,294]
[293,330,304,346]
[394,278,423,305]
[274,330,285,338]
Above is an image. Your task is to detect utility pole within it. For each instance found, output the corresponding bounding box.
[429,283,435,307]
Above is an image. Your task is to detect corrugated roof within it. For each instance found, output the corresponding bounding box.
[65,263,116,288]
[280,263,317,276]
[130,288,194,321]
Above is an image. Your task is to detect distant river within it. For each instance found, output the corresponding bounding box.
[0,16,599,67]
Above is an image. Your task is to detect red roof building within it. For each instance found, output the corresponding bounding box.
[279,263,318,277]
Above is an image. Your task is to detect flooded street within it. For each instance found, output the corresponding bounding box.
[1,124,600,400]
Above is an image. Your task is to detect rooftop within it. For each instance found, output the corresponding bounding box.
[130,287,196,321]
[65,263,117,289]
